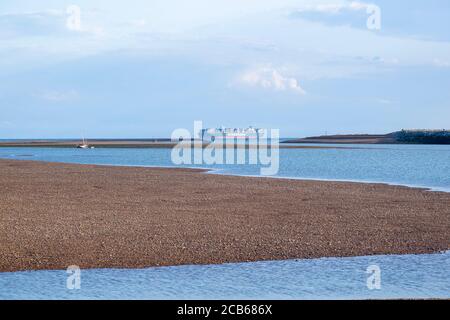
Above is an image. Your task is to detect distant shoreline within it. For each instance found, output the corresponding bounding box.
[1,159,449,272]
[0,140,358,149]
[284,134,397,144]
[1,129,449,147]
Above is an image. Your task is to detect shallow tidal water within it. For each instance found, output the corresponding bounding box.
[0,144,449,191]
[0,252,449,300]
[0,144,449,299]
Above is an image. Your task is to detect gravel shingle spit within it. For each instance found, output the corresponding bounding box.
[0,159,449,272]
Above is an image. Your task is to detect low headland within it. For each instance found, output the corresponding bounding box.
[0,159,449,272]
[283,129,450,144]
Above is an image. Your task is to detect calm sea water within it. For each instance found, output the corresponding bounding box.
[0,144,449,299]
[0,144,449,191]
[0,252,449,300]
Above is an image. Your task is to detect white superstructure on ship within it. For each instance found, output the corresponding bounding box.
[201,126,265,141]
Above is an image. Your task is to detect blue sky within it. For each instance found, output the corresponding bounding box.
[0,0,449,138]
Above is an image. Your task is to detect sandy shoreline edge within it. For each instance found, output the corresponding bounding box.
[1,159,449,272]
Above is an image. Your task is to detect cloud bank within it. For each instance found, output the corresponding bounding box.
[237,67,306,95]
[293,1,371,14]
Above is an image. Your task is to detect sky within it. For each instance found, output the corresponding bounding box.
[0,0,449,138]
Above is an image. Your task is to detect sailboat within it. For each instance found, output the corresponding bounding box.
[77,137,94,149]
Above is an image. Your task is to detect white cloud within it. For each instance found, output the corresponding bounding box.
[0,6,104,38]
[433,59,450,68]
[377,98,393,105]
[0,121,14,128]
[236,67,306,94]
[348,1,371,11]
[130,19,147,28]
[38,90,79,102]
[2,0,450,81]
[0,9,66,38]
[294,1,371,14]
[0,9,65,19]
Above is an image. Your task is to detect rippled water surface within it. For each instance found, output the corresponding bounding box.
[1,252,449,300]
[0,144,449,191]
